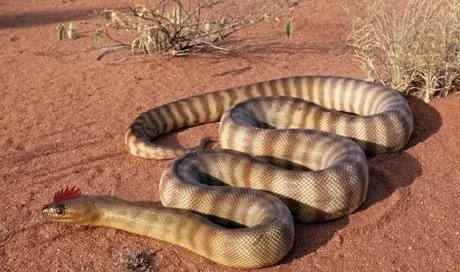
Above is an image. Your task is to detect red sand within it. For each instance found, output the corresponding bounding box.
[1,1,458,271]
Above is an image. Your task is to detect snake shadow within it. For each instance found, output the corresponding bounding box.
[281,96,442,264]
[404,96,443,150]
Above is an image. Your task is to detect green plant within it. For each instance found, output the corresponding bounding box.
[94,0,306,56]
[56,22,78,40]
[347,0,460,102]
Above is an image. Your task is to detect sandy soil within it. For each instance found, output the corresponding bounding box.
[0,0,458,271]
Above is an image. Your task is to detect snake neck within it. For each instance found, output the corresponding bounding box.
[75,196,214,244]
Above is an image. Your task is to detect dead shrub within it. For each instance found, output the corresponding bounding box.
[94,0,306,57]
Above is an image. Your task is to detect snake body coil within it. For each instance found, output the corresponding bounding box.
[43,76,413,269]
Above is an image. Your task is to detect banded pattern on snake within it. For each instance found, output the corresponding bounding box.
[42,76,413,269]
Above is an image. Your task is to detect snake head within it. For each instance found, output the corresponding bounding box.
[42,186,96,225]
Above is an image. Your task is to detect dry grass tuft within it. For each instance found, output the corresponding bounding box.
[347,0,460,102]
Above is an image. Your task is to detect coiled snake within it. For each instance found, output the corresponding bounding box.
[42,76,413,269]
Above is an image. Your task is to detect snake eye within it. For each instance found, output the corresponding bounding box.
[55,205,65,215]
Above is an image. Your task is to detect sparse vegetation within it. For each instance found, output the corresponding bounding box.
[94,0,305,56]
[56,22,78,40]
[347,0,460,102]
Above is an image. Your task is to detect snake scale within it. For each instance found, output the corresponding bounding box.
[42,76,413,269]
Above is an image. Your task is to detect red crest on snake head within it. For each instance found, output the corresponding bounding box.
[53,185,81,203]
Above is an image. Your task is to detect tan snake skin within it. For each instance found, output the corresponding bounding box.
[47,76,414,269]
[120,76,413,268]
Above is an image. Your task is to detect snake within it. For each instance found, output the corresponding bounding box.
[42,76,413,269]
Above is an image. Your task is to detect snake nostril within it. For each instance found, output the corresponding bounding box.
[42,205,52,215]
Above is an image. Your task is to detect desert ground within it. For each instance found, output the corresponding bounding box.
[0,0,458,271]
